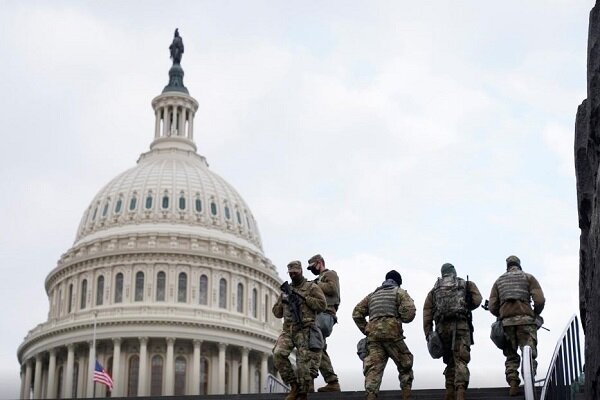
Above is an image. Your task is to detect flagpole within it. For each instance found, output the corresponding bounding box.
[92,311,97,398]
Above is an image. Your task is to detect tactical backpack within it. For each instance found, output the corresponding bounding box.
[433,276,468,322]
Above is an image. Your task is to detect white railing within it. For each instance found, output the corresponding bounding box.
[266,373,289,393]
[522,345,536,400]
[540,314,584,400]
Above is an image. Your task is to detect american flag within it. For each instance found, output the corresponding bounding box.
[93,360,113,391]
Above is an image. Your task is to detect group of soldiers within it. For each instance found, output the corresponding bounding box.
[271,254,545,400]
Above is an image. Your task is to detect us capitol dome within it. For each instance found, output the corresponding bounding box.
[17,31,284,398]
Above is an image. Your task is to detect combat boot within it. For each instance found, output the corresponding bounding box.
[317,380,341,392]
[455,385,465,400]
[365,392,377,400]
[307,380,314,392]
[509,381,520,396]
[295,393,308,400]
[402,387,411,400]
[284,382,299,400]
[444,385,456,400]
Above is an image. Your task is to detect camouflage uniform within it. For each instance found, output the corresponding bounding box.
[273,261,327,396]
[310,256,340,388]
[423,264,482,399]
[488,256,545,388]
[353,272,416,399]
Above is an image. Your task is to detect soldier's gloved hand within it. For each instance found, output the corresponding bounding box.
[281,293,289,304]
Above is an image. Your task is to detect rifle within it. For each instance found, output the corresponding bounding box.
[465,275,474,345]
[280,281,303,324]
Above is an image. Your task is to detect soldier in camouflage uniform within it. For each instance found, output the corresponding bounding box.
[488,255,545,396]
[423,263,482,400]
[273,261,327,400]
[352,270,416,400]
[307,254,341,392]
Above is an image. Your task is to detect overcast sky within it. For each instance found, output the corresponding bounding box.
[0,1,593,398]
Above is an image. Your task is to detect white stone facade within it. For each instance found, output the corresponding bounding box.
[17,66,283,398]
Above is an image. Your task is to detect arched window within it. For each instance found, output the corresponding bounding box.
[200,358,209,395]
[68,284,73,313]
[236,210,242,225]
[114,273,123,303]
[80,279,87,310]
[252,288,258,318]
[219,278,227,309]
[129,196,137,211]
[265,294,270,322]
[195,198,202,213]
[178,195,186,210]
[199,275,208,305]
[102,201,110,217]
[96,276,104,306]
[224,206,231,220]
[115,198,123,214]
[162,194,169,209]
[156,271,166,301]
[92,206,98,221]
[211,201,218,216]
[178,272,187,303]
[135,271,144,301]
[72,362,79,396]
[127,356,139,396]
[174,356,187,395]
[56,366,63,398]
[237,283,244,313]
[145,193,153,209]
[150,355,163,395]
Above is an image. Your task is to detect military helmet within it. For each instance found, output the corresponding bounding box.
[441,263,456,276]
[506,255,521,269]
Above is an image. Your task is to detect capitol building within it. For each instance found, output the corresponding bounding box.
[17,33,284,398]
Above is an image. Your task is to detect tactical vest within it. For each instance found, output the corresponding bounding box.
[496,269,529,304]
[368,286,399,319]
[433,276,468,322]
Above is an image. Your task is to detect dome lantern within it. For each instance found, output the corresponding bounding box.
[150,29,198,153]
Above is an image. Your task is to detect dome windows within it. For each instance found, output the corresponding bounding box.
[145,192,154,210]
[199,275,208,305]
[210,201,218,216]
[129,194,138,211]
[236,210,242,225]
[162,193,170,209]
[115,198,123,214]
[80,279,87,310]
[114,273,124,303]
[178,272,188,303]
[102,201,110,217]
[224,205,231,220]
[156,271,166,301]
[219,278,227,309]
[251,288,258,318]
[236,283,244,313]
[178,193,186,210]
[195,197,202,213]
[135,271,144,301]
[96,276,104,306]
[92,206,98,221]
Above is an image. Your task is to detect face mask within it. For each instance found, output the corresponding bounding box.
[308,266,319,276]
[291,275,303,285]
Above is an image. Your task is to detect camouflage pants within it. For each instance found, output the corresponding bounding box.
[503,324,538,385]
[273,327,321,393]
[437,324,471,389]
[363,338,413,395]
[318,343,338,383]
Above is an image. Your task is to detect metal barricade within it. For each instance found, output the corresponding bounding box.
[540,314,584,400]
[522,345,536,400]
[266,373,290,393]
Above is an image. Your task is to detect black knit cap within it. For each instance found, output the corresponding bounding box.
[385,270,402,285]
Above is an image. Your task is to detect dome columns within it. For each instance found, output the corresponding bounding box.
[150,92,199,153]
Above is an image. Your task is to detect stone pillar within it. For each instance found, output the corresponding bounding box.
[191,340,201,395]
[33,355,43,399]
[112,338,122,397]
[64,345,75,398]
[78,352,86,398]
[231,359,239,394]
[86,341,95,398]
[46,350,57,399]
[217,343,226,394]
[138,337,148,395]
[240,348,249,394]
[188,111,194,140]
[20,368,26,399]
[154,109,160,139]
[260,353,269,393]
[165,338,175,395]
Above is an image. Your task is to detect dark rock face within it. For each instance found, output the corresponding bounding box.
[576,3,600,399]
